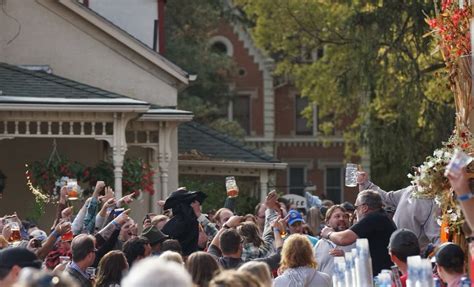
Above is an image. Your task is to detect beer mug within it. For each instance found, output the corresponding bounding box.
[225,176,239,198]
[66,179,79,200]
[8,221,21,243]
[345,163,358,187]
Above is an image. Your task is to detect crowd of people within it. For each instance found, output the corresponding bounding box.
[0,169,472,287]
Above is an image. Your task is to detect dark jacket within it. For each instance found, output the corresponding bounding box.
[161,202,199,256]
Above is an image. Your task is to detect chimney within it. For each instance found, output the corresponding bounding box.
[156,0,166,54]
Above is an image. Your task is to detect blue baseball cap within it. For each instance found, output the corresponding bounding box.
[288,210,304,226]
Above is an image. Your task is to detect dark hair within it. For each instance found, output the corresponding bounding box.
[436,243,465,274]
[71,234,95,262]
[237,222,263,247]
[186,251,220,287]
[161,239,182,255]
[388,229,420,262]
[220,229,242,255]
[123,236,150,267]
[341,201,355,212]
[95,250,128,287]
[277,197,291,211]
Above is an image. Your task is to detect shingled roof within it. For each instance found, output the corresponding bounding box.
[179,121,279,163]
[0,63,148,106]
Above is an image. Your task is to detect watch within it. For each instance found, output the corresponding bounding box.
[327,231,333,240]
[223,224,230,229]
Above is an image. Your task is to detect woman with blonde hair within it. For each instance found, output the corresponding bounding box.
[209,270,263,287]
[159,250,184,265]
[238,261,272,287]
[274,234,331,287]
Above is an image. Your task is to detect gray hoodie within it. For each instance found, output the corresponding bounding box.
[273,266,332,287]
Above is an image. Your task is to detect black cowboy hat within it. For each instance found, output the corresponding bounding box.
[163,187,207,210]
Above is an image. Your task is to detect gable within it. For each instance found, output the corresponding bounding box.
[0,0,185,107]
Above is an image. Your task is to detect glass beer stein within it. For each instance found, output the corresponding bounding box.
[225,176,239,198]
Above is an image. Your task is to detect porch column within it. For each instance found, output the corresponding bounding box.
[112,113,129,199]
[259,170,269,202]
[150,148,161,214]
[158,121,177,200]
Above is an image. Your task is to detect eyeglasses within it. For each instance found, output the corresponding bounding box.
[354,203,367,209]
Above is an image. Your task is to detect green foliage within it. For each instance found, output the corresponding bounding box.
[180,175,259,215]
[209,119,247,140]
[236,0,455,189]
[165,0,235,123]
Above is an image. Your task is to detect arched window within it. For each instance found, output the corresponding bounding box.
[208,36,234,57]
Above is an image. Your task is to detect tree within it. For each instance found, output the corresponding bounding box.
[236,0,455,189]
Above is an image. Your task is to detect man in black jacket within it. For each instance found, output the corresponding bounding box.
[161,188,206,256]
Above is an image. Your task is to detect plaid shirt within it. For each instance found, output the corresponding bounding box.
[241,241,272,262]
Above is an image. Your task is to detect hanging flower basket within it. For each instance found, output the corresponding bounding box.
[25,157,86,202]
[26,157,155,202]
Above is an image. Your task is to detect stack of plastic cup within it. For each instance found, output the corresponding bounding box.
[332,256,346,287]
[355,238,373,287]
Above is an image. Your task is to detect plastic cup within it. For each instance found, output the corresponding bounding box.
[445,149,473,177]
[61,230,73,241]
[345,163,358,187]
[225,176,239,198]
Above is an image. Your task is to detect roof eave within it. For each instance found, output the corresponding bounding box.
[179,160,287,170]
[0,103,150,113]
[139,108,194,122]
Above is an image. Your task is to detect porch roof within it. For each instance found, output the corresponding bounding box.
[0,63,149,106]
[178,121,283,165]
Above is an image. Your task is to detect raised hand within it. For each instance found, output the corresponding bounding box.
[61,206,73,220]
[224,215,243,228]
[99,186,115,202]
[93,181,106,198]
[265,190,280,211]
[115,209,131,226]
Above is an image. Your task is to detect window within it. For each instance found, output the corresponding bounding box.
[289,167,306,196]
[326,167,342,203]
[233,95,251,135]
[211,42,228,55]
[295,95,312,135]
[208,36,234,56]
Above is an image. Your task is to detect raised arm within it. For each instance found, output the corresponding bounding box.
[357,171,406,208]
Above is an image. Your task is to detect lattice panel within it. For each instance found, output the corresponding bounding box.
[0,120,114,138]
